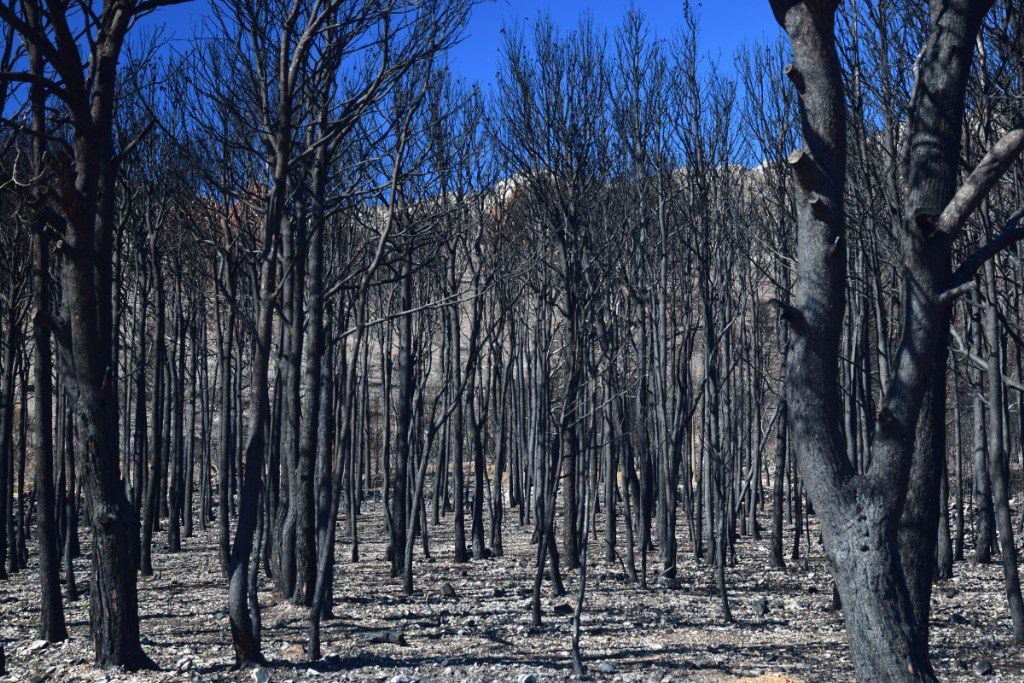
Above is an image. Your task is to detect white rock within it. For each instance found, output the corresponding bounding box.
[27,639,49,652]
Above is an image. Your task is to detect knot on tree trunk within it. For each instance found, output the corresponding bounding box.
[94,503,125,532]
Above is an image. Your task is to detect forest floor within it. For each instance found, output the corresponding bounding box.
[1,502,1022,682]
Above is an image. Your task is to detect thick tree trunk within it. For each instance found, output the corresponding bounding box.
[772,0,997,679]
[58,112,152,666]
[827,509,932,679]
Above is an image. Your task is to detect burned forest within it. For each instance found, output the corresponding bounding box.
[0,0,1023,681]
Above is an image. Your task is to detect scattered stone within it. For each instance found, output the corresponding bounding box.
[29,664,57,682]
[357,630,407,646]
[27,640,49,653]
[388,675,415,683]
[8,484,1024,682]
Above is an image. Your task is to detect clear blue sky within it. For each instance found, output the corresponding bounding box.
[452,0,779,82]
[146,0,780,85]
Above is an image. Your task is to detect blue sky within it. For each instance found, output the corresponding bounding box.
[146,0,780,85]
[453,1,779,82]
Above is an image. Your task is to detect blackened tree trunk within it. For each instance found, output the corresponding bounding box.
[140,239,166,577]
[217,259,236,574]
[971,296,996,563]
[32,208,68,643]
[897,320,949,651]
[227,239,276,665]
[58,400,79,603]
[40,1,160,664]
[168,275,186,552]
[769,0,1011,678]
[935,453,954,581]
[447,260,468,563]
[294,148,328,606]
[983,259,1024,641]
[27,7,67,636]
[391,245,414,577]
[0,302,14,579]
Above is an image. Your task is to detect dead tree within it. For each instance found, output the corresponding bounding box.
[770,0,1024,677]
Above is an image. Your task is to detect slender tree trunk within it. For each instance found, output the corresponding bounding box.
[983,260,1024,641]
[140,245,166,577]
[28,19,67,634]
